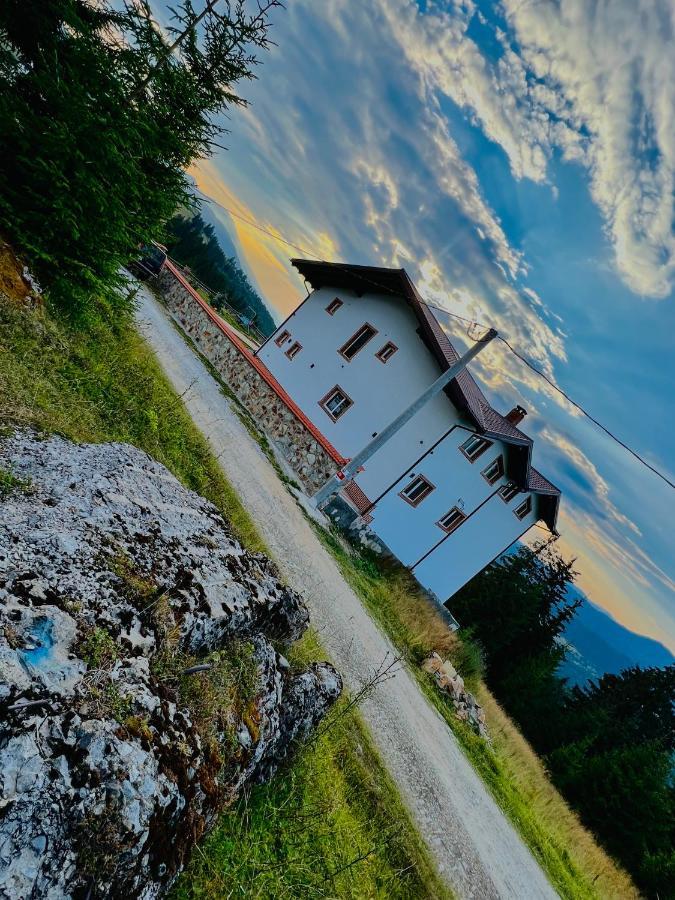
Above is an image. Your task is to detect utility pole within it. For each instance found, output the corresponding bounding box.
[313,328,498,509]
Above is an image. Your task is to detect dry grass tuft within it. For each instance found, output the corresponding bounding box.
[476,687,639,899]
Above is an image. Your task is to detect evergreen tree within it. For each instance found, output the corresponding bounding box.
[451,540,580,682]
[453,543,675,895]
[164,211,276,335]
[0,0,278,308]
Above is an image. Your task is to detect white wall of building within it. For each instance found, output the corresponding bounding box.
[259,286,468,498]
[413,488,539,603]
[368,428,519,564]
[260,283,542,604]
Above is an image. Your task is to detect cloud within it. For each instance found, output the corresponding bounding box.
[184,0,674,648]
[540,426,641,535]
[379,0,674,298]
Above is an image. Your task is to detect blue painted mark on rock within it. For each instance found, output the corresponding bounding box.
[19,618,55,670]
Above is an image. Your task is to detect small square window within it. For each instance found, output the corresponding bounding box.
[285,342,302,359]
[514,496,532,520]
[499,483,520,503]
[460,435,492,462]
[326,298,343,315]
[437,506,467,534]
[339,323,378,360]
[376,341,398,363]
[275,329,291,346]
[399,474,435,507]
[320,385,353,420]
[481,455,504,485]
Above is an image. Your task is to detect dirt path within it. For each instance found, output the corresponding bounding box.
[136,287,558,900]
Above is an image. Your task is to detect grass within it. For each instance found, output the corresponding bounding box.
[173,630,449,900]
[155,292,637,899]
[0,464,31,498]
[0,286,448,899]
[316,529,638,900]
[0,288,264,552]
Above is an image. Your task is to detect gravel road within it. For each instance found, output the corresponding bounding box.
[136,287,558,900]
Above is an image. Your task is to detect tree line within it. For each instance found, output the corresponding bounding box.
[452,542,675,897]
[164,212,276,336]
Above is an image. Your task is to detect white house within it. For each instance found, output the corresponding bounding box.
[257,260,560,607]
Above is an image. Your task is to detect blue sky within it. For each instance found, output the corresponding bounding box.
[180,0,674,650]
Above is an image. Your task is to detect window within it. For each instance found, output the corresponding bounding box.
[285,342,302,359]
[481,455,504,485]
[326,298,343,315]
[514,496,532,520]
[499,483,520,504]
[339,323,378,360]
[437,506,467,534]
[399,474,435,507]
[275,329,291,346]
[319,385,353,421]
[459,434,492,462]
[375,341,398,363]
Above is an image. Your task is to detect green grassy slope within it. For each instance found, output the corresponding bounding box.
[0,287,448,900]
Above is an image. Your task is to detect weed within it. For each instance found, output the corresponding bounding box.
[0,293,265,552]
[1,289,450,899]
[315,523,638,900]
[124,714,153,744]
[81,626,118,670]
[0,465,32,499]
[172,630,450,900]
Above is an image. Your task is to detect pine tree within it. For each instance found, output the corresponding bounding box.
[450,540,579,682]
[0,0,279,309]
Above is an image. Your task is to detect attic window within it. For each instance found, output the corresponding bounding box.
[275,329,291,346]
[499,483,520,503]
[481,456,504,485]
[285,341,302,360]
[376,341,398,363]
[460,434,492,462]
[437,506,467,534]
[326,298,343,315]
[399,474,435,507]
[514,496,532,520]
[339,323,378,360]
[319,385,353,421]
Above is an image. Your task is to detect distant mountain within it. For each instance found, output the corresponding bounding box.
[196,201,240,265]
[559,584,674,686]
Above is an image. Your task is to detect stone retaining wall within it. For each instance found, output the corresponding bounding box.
[155,265,342,493]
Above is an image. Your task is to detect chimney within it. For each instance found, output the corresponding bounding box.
[505,405,527,426]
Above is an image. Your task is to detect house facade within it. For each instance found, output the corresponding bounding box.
[257,260,560,607]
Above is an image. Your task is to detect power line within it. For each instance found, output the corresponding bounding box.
[497,336,675,490]
[193,186,675,491]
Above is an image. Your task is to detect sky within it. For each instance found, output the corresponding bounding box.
[175,0,674,651]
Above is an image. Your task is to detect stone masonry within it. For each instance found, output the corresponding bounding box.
[155,265,344,493]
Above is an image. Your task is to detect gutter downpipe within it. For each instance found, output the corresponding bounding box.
[312,328,498,509]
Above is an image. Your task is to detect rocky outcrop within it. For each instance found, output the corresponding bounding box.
[422,654,488,739]
[0,431,341,899]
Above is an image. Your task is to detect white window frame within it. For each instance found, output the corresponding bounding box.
[375,341,398,363]
[275,329,291,346]
[499,483,520,504]
[514,496,532,520]
[326,298,343,315]
[339,323,378,361]
[437,506,467,534]
[399,474,435,507]
[460,434,493,462]
[285,341,302,360]
[481,455,505,485]
[319,385,353,421]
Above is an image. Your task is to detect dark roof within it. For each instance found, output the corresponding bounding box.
[291,258,560,530]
